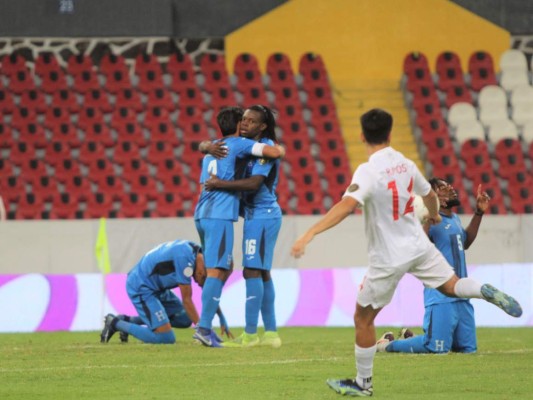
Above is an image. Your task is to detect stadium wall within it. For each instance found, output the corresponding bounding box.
[0,215,532,274]
[225,0,510,82]
[1,263,531,332]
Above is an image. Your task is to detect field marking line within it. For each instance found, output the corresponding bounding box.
[0,356,351,374]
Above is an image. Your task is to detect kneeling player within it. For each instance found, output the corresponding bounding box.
[100,239,231,345]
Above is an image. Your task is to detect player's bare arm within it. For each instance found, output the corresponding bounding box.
[464,184,490,249]
[178,284,200,325]
[422,189,442,225]
[198,140,228,159]
[204,174,264,192]
[261,143,285,159]
[291,196,358,258]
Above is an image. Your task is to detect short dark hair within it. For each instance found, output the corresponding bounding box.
[217,107,244,136]
[429,177,446,190]
[360,108,393,144]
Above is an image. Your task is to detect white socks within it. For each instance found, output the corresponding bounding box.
[454,277,483,299]
[355,344,376,389]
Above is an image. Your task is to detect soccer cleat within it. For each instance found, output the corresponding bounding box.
[117,315,129,343]
[192,328,223,348]
[376,331,394,352]
[100,314,118,343]
[326,378,373,397]
[260,331,282,348]
[481,284,523,318]
[232,332,260,347]
[397,328,414,340]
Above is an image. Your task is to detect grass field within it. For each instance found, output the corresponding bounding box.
[1,327,532,399]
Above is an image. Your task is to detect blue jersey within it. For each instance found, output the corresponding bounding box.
[194,136,259,221]
[424,212,468,306]
[127,240,198,293]
[241,138,282,220]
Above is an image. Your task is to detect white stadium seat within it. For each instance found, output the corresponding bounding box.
[447,102,477,128]
[499,49,528,72]
[454,120,485,143]
[487,119,518,142]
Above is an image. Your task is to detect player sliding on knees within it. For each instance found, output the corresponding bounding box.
[290,108,522,397]
[100,240,232,345]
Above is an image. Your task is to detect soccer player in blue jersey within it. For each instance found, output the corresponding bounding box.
[100,239,213,344]
[193,106,285,347]
[378,178,491,354]
[203,105,283,348]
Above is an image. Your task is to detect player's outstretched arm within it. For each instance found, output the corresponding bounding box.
[291,196,358,258]
[204,174,265,192]
[178,284,200,326]
[260,144,285,159]
[464,184,490,249]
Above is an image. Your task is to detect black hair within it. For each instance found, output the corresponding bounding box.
[217,106,244,136]
[248,104,278,143]
[429,177,445,190]
[360,108,393,144]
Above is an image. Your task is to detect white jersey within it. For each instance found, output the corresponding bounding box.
[344,147,433,267]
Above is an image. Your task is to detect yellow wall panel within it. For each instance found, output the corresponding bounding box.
[226,0,510,82]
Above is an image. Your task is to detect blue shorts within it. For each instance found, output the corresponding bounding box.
[422,300,477,353]
[195,218,234,269]
[126,285,186,331]
[242,217,281,270]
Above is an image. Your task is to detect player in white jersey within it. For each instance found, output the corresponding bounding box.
[291,108,522,397]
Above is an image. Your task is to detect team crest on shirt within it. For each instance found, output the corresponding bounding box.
[183,266,193,278]
[258,158,267,165]
[347,183,359,192]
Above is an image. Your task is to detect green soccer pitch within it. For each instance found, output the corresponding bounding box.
[1,327,531,399]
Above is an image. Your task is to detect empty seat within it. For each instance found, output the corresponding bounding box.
[444,85,472,108]
[116,193,149,218]
[84,192,114,219]
[146,87,174,111]
[200,53,231,92]
[522,121,533,144]
[81,89,113,113]
[479,103,509,127]
[454,120,485,143]
[468,51,498,92]
[134,53,164,93]
[500,68,529,92]
[493,138,527,179]
[487,119,518,142]
[0,87,16,114]
[478,85,507,109]
[51,89,81,113]
[447,102,477,128]
[436,51,465,91]
[154,192,185,217]
[19,89,47,113]
[499,49,528,72]
[510,84,533,108]
[511,103,533,126]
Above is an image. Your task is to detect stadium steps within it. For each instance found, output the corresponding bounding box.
[333,79,423,172]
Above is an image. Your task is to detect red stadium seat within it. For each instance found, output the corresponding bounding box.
[167,53,199,94]
[113,141,142,166]
[134,53,164,93]
[63,174,92,201]
[143,119,179,146]
[53,158,82,183]
[77,141,107,165]
[494,138,527,179]
[50,192,83,219]
[124,174,159,200]
[145,87,174,111]
[154,192,185,217]
[8,68,36,94]
[1,53,28,77]
[94,175,125,201]
[51,89,81,113]
[9,142,37,166]
[0,122,14,149]
[200,53,232,92]
[115,192,149,218]
[17,122,48,149]
[10,106,38,130]
[115,88,144,113]
[44,107,72,130]
[0,87,16,114]
[468,51,498,92]
[436,51,465,91]
[15,192,46,220]
[43,141,74,165]
[81,89,113,113]
[19,89,47,113]
[67,54,95,77]
[84,192,114,219]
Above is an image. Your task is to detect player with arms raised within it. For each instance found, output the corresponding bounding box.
[291,108,522,397]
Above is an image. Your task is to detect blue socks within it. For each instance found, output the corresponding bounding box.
[245,277,264,334]
[199,277,223,330]
[386,335,429,353]
[261,279,277,332]
[116,320,176,344]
